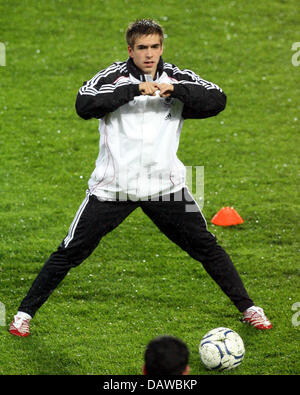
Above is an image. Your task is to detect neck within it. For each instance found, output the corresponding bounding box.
[127,57,163,82]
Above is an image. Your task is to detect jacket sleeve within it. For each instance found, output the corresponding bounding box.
[170,66,227,119]
[75,64,141,120]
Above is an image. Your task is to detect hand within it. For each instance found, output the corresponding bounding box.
[157,83,174,98]
[139,82,160,96]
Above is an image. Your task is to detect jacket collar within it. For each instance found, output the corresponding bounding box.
[126,57,164,81]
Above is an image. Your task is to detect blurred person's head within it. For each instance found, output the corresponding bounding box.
[143,335,190,375]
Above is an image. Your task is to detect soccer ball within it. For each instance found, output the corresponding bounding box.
[199,327,245,371]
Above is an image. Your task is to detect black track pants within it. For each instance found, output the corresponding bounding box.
[19,189,254,317]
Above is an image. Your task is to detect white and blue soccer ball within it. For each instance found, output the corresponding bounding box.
[199,327,245,371]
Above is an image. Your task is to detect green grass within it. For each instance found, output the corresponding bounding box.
[0,0,299,375]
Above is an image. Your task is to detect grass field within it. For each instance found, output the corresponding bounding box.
[0,0,299,376]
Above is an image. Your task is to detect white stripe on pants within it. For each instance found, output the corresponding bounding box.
[63,191,91,248]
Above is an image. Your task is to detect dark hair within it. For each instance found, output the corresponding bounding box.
[126,19,164,48]
[144,335,189,375]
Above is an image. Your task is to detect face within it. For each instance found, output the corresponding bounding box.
[128,34,163,78]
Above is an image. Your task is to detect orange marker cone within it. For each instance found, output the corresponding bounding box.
[211,207,244,226]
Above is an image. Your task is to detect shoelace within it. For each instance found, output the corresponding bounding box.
[245,309,269,324]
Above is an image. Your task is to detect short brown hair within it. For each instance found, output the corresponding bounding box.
[126,19,164,48]
[144,335,189,375]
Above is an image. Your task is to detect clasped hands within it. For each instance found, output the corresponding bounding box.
[139,82,174,98]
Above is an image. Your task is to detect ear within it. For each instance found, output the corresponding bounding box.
[142,364,147,375]
[128,45,133,58]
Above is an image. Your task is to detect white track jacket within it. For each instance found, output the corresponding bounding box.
[75,58,226,200]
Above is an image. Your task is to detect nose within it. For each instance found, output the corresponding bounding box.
[146,48,153,58]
